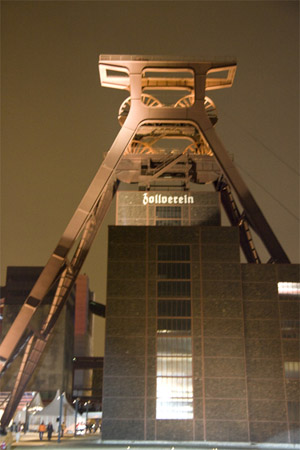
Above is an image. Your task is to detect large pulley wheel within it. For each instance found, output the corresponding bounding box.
[124,140,157,155]
[118,94,162,126]
[174,95,218,125]
[183,141,213,156]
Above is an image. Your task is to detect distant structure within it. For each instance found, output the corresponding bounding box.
[0,56,298,447]
[0,269,93,403]
[72,274,103,411]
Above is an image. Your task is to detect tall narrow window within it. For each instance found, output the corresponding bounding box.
[156,206,182,226]
[156,245,193,419]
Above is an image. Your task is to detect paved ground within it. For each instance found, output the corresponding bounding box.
[5,432,219,450]
[5,433,165,449]
[5,432,300,450]
[2,432,214,450]
[9,432,98,449]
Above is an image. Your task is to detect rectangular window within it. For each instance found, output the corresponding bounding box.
[157,356,193,376]
[158,281,191,297]
[157,378,193,399]
[278,282,300,300]
[284,361,300,379]
[156,219,181,226]
[156,245,193,420]
[158,262,190,279]
[156,398,193,420]
[157,318,191,335]
[158,245,190,261]
[156,206,181,218]
[156,206,182,226]
[281,320,300,339]
[158,300,191,317]
[157,336,192,356]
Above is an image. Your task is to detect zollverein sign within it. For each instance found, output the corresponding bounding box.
[142,193,194,206]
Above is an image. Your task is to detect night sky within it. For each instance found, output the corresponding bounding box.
[1,1,299,354]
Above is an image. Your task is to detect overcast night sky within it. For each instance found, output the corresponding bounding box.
[1,1,299,354]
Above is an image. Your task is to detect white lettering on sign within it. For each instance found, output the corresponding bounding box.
[142,193,194,206]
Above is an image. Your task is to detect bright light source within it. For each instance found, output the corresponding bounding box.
[278,282,300,296]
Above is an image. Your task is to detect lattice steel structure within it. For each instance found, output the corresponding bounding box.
[0,55,290,428]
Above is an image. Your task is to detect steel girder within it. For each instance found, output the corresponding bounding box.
[98,56,289,263]
[0,179,118,427]
[0,55,290,428]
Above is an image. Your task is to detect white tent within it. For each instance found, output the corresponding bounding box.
[28,392,44,413]
[29,390,83,433]
[13,391,44,424]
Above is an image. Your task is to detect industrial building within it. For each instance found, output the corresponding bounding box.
[101,190,299,445]
[0,56,298,447]
[0,269,93,403]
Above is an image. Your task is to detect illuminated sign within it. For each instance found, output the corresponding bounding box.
[143,193,194,206]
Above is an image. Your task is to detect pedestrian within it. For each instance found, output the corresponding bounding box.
[38,422,46,441]
[15,422,21,442]
[47,422,53,441]
[61,422,66,437]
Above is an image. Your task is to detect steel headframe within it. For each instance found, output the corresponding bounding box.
[0,55,290,428]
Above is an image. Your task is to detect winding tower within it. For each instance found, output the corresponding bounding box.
[0,57,294,443]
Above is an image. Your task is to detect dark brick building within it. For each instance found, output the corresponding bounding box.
[0,268,93,402]
[101,190,299,445]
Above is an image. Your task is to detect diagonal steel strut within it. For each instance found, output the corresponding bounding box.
[0,179,118,428]
[0,55,290,428]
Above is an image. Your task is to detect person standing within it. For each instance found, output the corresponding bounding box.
[47,422,53,441]
[38,422,46,441]
[15,422,21,443]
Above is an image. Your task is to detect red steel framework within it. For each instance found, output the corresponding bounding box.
[0,55,290,428]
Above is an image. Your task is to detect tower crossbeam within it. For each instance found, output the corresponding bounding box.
[0,56,290,428]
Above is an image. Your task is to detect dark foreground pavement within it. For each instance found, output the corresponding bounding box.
[9,432,300,450]
[9,433,164,449]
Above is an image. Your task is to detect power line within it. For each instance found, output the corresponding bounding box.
[220,109,300,177]
[235,162,299,222]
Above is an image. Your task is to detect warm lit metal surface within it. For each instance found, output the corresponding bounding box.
[0,55,290,428]
[97,55,289,264]
[0,179,118,426]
